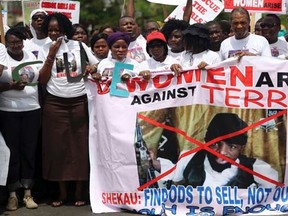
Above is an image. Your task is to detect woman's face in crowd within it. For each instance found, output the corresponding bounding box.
[111,39,128,61]
[72,26,88,44]
[48,19,64,41]
[148,40,166,62]
[6,34,24,55]
[168,29,184,52]
[93,39,109,59]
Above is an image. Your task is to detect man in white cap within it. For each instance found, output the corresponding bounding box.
[24,9,51,59]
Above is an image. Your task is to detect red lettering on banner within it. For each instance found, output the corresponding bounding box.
[58,3,68,9]
[225,88,241,107]
[267,90,287,107]
[200,0,220,12]
[153,74,173,89]
[41,2,57,9]
[206,67,226,85]
[230,66,253,87]
[126,78,149,92]
[191,12,203,23]
[202,85,224,103]
[102,193,138,205]
[192,1,207,15]
[176,69,201,85]
[61,12,72,19]
[244,90,264,107]
[69,3,76,10]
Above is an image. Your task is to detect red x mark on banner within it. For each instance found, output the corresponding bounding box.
[137,110,286,191]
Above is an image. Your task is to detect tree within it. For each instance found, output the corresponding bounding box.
[78,0,175,32]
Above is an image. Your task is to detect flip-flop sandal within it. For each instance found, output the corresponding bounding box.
[74,200,86,207]
[51,200,66,207]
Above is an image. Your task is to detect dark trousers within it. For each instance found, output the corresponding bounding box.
[0,109,41,192]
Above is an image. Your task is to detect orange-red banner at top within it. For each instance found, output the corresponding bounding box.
[224,0,286,13]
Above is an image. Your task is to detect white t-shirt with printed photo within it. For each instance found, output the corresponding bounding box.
[38,39,98,98]
[0,50,41,112]
[127,35,150,63]
[269,39,288,58]
[220,34,272,60]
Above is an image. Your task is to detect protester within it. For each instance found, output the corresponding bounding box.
[118,16,150,63]
[139,31,176,73]
[205,21,225,52]
[219,7,271,60]
[161,19,188,61]
[254,17,263,35]
[0,27,41,211]
[98,25,116,36]
[95,31,150,81]
[137,32,179,178]
[72,24,89,45]
[219,20,233,39]
[24,9,50,59]
[143,20,160,38]
[38,12,98,207]
[172,113,279,188]
[171,23,220,74]
[90,33,110,61]
[261,14,288,58]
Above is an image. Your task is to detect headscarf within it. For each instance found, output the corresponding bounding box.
[107,31,130,49]
[29,9,48,38]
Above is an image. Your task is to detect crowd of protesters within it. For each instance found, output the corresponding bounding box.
[0,0,287,212]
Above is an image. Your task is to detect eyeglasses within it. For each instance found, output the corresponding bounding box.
[32,14,47,21]
[260,23,276,28]
[6,40,23,46]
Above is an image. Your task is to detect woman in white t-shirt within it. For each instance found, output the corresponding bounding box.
[95,31,150,81]
[0,27,41,211]
[37,13,98,208]
[171,23,221,74]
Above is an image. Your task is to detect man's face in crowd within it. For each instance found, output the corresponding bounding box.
[209,141,244,164]
[254,22,262,35]
[31,12,47,32]
[144,21,159,37]
[261,16,279,44]
[231,12,250,39]
[207,23,224,44]
[118,17,138,40]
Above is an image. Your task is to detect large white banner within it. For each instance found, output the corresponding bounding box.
[86,56,288,215]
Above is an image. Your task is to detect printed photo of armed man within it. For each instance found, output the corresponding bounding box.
[135,105,286,189]
[173,113,279,188]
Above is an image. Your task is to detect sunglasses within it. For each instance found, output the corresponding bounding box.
[32,14,47,21]
[260,23,276,28]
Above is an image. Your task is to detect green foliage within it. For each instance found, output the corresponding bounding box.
[78,0,175,31]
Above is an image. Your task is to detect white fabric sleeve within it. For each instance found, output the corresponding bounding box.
[0,43,8,68]
[253,159,279,188]
[172,151,194,183]
[157,158,175,180]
